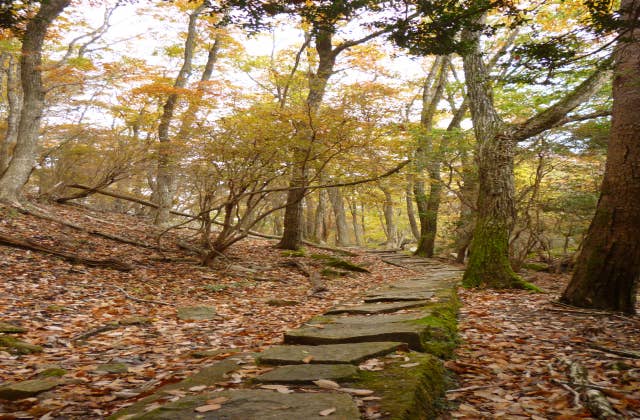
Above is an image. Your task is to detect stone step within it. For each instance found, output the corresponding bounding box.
[284,322,430,351]
[132,389,360,420]
[363,290,434,302]
[257,342,405,365]
[325,300,429,315]
[254,364,358,384]
[322,311,433,325]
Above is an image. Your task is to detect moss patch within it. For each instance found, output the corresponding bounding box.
[310,254,370,273]
[281,249,306,257]
[351,352,449,420]
[407,294,460,358]
[0,335,43,355]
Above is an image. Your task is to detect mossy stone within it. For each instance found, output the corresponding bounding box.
[0,378,62,401]
[254,364,359,384]
[311,254,370,272]
[349,352,449,420]
[326,300,430,315]
[0,322,26,334]
[38,367,67,378]
[95,363,129,374]
[258,342,405,365]
[281,249,306,257]
[119,316,152,326]
[0,335,43,354]
[177,305,217,321]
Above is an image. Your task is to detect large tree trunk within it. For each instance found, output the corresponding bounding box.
[278,29,335,250]
[0,0,71,203]
[154,5,204,226]
[0,54,22,175]
[461,23,609,288]
[561,0,640,314]
[327,186,351,246]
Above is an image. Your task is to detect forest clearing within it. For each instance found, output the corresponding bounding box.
[0,0,638,419]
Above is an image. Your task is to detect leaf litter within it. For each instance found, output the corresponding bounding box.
[0,202,413,418]
[445,272,640,419]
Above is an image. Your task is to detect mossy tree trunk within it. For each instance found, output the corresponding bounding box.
[461,21,610,288]
[561,0,640,314]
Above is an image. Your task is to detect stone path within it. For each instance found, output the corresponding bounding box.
[108,251,462,419]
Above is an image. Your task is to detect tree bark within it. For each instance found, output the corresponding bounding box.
[380,185,398,247]
[461,23,610,288]
[561,0,640,314]
[405,175,420,241]
[154,5,204,226]
[414,56,448,257]
[0,54,22,175]
[327,186,351,246]
[0,0,71,203]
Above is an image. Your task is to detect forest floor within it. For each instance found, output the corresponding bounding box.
[0,201,638,419]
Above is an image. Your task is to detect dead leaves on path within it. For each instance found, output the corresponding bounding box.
[447,273,640,419]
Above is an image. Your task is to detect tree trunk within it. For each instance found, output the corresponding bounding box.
[327,186,351,246]
[414,56,449,257]
[347,196,364,246]
[278,29,335,249]
[461,23,609,288]
[0,54,22,175]
[313,188,327,243]
[0,0,71,203]
[405,175,420,241]
[561,0,640,314]
[154,5,204,225]
[380,185,398,248]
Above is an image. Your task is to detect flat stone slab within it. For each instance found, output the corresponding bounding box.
[363,290,434,302]
[131,389,360,419]
[255,364,358,384]
[258,342,404,365]
[390,278,459,290]
[326,300,429,315]
[326,311,433,325]
[177,305,217,321]
[95,363,129,374]
[285,322,428,351]
[0,378,62,401]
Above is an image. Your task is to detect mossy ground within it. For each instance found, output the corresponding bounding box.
[310,254,370,272]
[0,335,43,354]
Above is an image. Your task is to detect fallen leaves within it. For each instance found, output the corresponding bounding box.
[448,272,640,419]
[0,202,414,418]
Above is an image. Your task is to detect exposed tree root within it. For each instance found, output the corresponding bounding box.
[564,358,622,419]
[0,232,133,271]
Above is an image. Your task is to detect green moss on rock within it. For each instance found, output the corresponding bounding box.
[0,335,43,355]
[281,249,306,257]
[351,352,449,420]
[311,254,370,273]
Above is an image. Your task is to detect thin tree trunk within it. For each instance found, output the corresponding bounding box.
[0,0,71,203]
[154,5,204,226]
[405,175,420,241]
[327,186,351,246]
[561,0,640,314]
[380,185,397,248]
[414,56,449,257]
[313,188,327,243]
[0,54,22,175]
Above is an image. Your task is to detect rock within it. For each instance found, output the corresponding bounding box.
[258,342,405,365]
[119,316,152,326]
[108,359,241,419]
[38,367,67,378]
[177,306,217,321]
[325,311,434,325]
[265,299,299,307]
[0,335,42,354]
[254,364,358,384]
[95,363,129,374]
[0,322,26,334]
[363,290,434,302]
[284,322,430,351]
[187,348,239,359]
[228,264,258,274]
[0,378,61,401]
[127,389,360,420]
[325,300,429,315]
